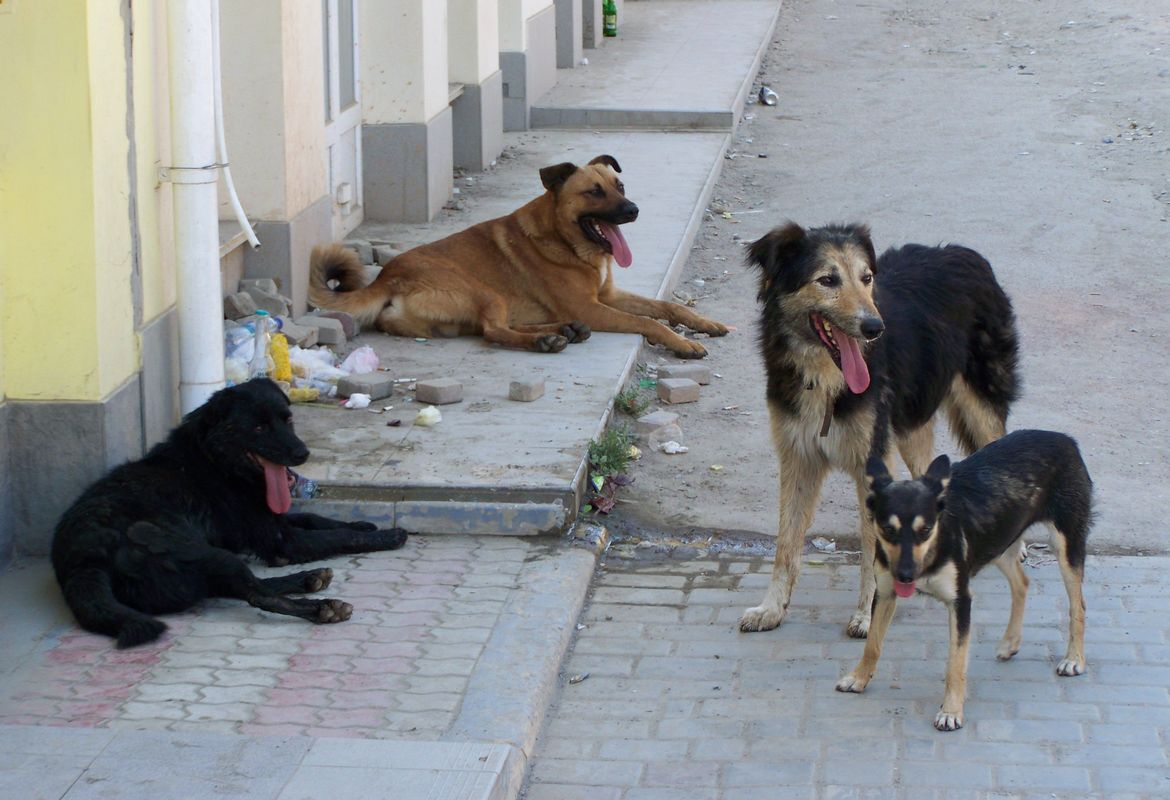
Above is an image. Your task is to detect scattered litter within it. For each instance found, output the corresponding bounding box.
[713,373,723,379]
[811,537,837,553]
[387,419,402,427]
[568,673,590,685]
[290,471,318,499]
[339,346,378,375]
[660,441,689,455]
[414,337,428,343]
[709,464,724,472]
[1023,542,1056,567]
[576,623,588,631]
[382,405,394,411]
[758,86,778,106]
[580,57,590,66]
[414,405,442,426]
[367,407,384,414]
[343,393,371,409]
[722,405,740,411]
[628,445,642,460]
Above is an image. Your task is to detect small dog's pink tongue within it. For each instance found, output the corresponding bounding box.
[598,221,633,267]
[256,455,292,515]
[838,333,870,394]
[894,580,916,598]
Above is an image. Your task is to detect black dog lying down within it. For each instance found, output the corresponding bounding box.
[51,378,408,648]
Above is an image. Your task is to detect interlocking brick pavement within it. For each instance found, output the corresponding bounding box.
[0,537,525,740]
[522,553,1170,800]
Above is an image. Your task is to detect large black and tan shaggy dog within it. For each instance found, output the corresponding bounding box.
[52,379,408,648]
[738,222,1019,638]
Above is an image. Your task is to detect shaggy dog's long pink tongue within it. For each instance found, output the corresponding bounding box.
[838,333,871,394]
[256,455,293,515]
[598,221,633,267]
[894,580,916,598]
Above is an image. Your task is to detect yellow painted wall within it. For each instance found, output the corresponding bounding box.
[0,0,144,401]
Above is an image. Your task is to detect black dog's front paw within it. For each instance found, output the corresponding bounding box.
[376,527,409,550]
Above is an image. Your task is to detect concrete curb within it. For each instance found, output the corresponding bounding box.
[444,543,602,799]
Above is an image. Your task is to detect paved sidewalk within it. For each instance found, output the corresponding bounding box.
[523,552,1170,800]
[0,535,598,799]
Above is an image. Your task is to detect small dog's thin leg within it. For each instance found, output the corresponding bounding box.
[848,479,878,638]
[1050,526,1087,676]
[935,594,972,731]
[837,579,897,693]
[261,568,334,595]
[993,544,1030,660]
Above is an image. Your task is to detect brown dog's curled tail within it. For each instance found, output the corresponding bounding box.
[307,244,392,330]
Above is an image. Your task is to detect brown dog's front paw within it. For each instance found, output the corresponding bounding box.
[705,320,730,337]
[563,322,591,343]
[315,599,353,623]
[535,334,569,353]
[673,339,708,359]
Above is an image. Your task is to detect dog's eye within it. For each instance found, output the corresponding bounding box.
[253,424,268,433]
[816,275,839,288]
[616,182,625,194]
[861,273,874,286]
[589,185,605,197]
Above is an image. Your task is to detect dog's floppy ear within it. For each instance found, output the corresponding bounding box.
[747,222,806,288]
[539,162,578,192]
[587,154,622,173]
[852,223,878,274]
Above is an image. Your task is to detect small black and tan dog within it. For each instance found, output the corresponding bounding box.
[835,429,1093,731]
[52,378,409,648]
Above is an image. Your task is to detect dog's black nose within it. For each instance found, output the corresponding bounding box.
[620,201,639,222]
[860,316,885,341]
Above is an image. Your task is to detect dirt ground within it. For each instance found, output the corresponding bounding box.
[605,0,1170,555]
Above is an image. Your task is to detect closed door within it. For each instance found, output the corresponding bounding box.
[324,0,362,239]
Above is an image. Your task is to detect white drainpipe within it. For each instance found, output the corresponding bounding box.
[168,0,225,413]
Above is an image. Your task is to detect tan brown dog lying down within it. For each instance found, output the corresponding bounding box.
[308,155,729,358]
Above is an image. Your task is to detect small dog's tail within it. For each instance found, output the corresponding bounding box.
[307,244,394,330]
[60,568,167,649]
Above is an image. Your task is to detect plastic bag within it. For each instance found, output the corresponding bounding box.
[340,345,379,374]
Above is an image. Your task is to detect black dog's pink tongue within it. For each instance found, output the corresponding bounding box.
[838,333,871,394]
[256,455,292,515]
[598,221,633,267]
[894,580,916,598]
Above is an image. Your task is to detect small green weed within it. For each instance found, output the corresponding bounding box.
[614,385,651,418]
[583,424,637,514]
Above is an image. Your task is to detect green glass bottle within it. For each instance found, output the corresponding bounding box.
[603,0,617,37]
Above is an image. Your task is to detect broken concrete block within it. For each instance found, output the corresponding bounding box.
[657,378,700,404]
[416,378,463,405]
[223,292,257,320]
[374,245,402,265]
[338,371,393,401]
[240,278,279,296]
[275,317,318,348]
[342,240,374,265]
[635,409,680,435]
[509,378,545,402]
[294,315,346,345]
[306,310,359,339]
[657,363,712,385]
[242,285,289,317]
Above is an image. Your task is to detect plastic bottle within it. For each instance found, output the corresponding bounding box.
[249,310,274,379]
[603,0,617,37]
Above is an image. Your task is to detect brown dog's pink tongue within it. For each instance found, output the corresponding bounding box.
[838,333,871,394]
[257,456,292,515]
[894,580,916,598]
[598,221,633,267]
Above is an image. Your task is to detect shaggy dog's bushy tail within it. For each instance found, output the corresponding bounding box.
[307,244,393,330]
[59,568,167,649]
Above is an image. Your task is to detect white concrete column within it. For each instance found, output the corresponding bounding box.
[498,0,556,131]
[360,0,453,221]
[218,0,330,314]
[449,0,503,170]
